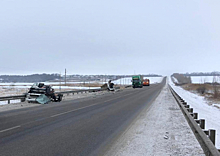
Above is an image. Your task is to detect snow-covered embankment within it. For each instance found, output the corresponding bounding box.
[169,77,220,149]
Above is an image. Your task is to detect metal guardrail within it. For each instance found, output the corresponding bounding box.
[57,88,106,95]
[0,88,108,104]
[125,85,132,88]
[0,95,26,103]
[169,85,220,156]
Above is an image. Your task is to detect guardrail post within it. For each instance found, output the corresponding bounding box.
[193,113,198,119]
[184,105,190,108]
[200,119,205,129]
[195,119,200,124]
[203,130,209,135]
[195,119,205,129]
[21,98,25,102]
[182,102,187,105]
[209,129,216,145]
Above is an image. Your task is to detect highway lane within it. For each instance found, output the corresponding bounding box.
[0,78,166,156]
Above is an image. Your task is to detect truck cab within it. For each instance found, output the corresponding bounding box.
[143,79,150,86]
[132,75,143,88]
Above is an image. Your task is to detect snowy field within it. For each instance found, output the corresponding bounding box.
[190,76,220,84]
[0,82,101,93]
[172,76,220,84]
[169,77,220,148]
[0,82,97,87]
[112,77,163,85]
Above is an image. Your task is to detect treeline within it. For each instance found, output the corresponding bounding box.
[183,72,220,76]
[0,73,163,83]
[142,74,162,77]
[0,74,60,83]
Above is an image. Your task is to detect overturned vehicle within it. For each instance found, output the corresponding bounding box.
[26,83,63,104]
[101,80,115,91]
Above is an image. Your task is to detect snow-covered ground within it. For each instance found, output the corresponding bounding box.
[190,76,220,84]
[105,82,204,156]
[0,83,33,86]
[172,76,178,84]
[169,77,220,149]
[0,82,94,85]
[172,76,220,84]
[0,82,99,87]
[113,77,163,85]
[0,86,28,97]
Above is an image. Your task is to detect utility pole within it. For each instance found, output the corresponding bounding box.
[59,72,61,92]
[89,77,90,90]
[105,74,106,83]
[65,68,67,86]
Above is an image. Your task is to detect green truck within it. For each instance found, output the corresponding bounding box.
[132,75,143,88]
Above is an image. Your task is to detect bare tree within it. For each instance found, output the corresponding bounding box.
[196,77,207,94]
[212,75,219,98]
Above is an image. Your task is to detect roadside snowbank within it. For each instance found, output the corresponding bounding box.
[105,83,204,156]
[169,77,220,149]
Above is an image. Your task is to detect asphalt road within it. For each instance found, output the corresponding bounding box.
[0,78,166,156]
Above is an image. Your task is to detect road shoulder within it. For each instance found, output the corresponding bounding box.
[105,84,205,156]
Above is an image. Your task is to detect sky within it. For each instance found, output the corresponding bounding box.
[0,0,220,76]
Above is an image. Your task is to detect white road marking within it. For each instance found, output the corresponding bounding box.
[50,103,101,117]
[0,125,21,133]
[50,92,134,118]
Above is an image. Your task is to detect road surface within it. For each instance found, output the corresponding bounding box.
[0,78,165,156]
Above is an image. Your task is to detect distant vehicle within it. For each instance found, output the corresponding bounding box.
[132,75,143,88]
[143,79,150,86]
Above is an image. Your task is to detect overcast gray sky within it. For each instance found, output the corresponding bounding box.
[0,0,220,76]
